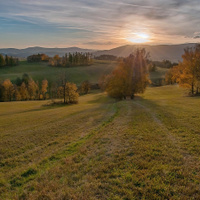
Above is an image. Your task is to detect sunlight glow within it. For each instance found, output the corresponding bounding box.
[126,32,150,43]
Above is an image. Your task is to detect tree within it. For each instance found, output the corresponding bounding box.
[14,86,22,101]
[170,45,200,95]
[165,67,177,85]
[103,49,150,99]
[28,79,38,100]
[5,55,9,66]
[80,80,91,94]
[0,54,5,67]
[20,82,29,100]
[22,73,31,85]
[1,79,15,101]
[64,82,79,104]
[41,79,48,100]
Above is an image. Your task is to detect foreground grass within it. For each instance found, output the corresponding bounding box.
[0,86,200,199]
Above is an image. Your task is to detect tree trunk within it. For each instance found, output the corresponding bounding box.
[131,94,134,99]
[191,83,194,95]
[63,85,66,104]
[196,87,199,95]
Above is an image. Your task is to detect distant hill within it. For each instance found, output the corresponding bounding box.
[0,47,95,58]
[0,43,197,61]
[94,43,197,62]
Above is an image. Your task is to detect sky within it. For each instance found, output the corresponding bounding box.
[1,0,200,49]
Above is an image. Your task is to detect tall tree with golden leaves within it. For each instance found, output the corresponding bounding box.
[41,79,48,100]
[20,82,29,100]
[28,79,38,100]
[169,45,200,95]
[1,79,15,101]
[104,49,150,99]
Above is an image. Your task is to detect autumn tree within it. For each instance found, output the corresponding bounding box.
[28,79,38,100]
[20,82,29,100]
[41,79,48,100]
[14,85,22,101]
[103,49,150,99]
[1,79,15,101]
[169,45,200,95]
[80,80,91,94]
[64,82,79,104]
[165,67,178,85]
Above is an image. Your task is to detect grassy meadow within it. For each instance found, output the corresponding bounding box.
[0,85,200,199]
[0,60,117,86]
[0,60,167,87]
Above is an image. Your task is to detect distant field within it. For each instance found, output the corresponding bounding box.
[0,60,167,86]
[0,60,117,85]
[1,85,200,199]
[149,67,168,81]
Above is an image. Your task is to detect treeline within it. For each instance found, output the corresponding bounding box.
[153,60,178,69]
[94,54,117,61]
[49,52,93,67]
[0,74,91,103]
[0,74,48,102]
[26,52,93,67]
[27,54,49,62]
[165,44,200,95]
[0,54,19,67]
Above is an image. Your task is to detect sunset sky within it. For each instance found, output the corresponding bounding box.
[1,0,200,49]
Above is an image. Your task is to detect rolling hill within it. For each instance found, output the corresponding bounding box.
[0,43,197,62]
[94,43,197,62]
[0,47,94,58]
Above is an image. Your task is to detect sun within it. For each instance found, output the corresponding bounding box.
[126,32,150,43]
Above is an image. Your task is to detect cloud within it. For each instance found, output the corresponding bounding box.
[1,0,200,48]
[84,41,117,45]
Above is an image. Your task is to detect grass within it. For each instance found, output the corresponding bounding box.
[0,85,200,199]
[0,60,117,85]
[0,60,167,86]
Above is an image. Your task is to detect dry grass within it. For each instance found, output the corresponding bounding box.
[0,86,200,199]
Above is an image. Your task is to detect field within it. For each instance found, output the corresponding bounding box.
[0,60,117,86]
[0,85,200,199]
[0,60,167,86]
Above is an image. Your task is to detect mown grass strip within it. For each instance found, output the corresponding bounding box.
[8,103,120,191]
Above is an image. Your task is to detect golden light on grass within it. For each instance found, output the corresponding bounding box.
[126,32,150,43]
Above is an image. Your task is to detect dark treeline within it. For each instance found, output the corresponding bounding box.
[0,54,19,67]
[27,54,49,62]
[94,54,117,61]
[153,60,178,69]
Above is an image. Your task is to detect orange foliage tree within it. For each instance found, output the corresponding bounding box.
[102,49,150,99]
[166,45,200,95]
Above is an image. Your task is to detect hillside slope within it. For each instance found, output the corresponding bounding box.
[1,86,200,199]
